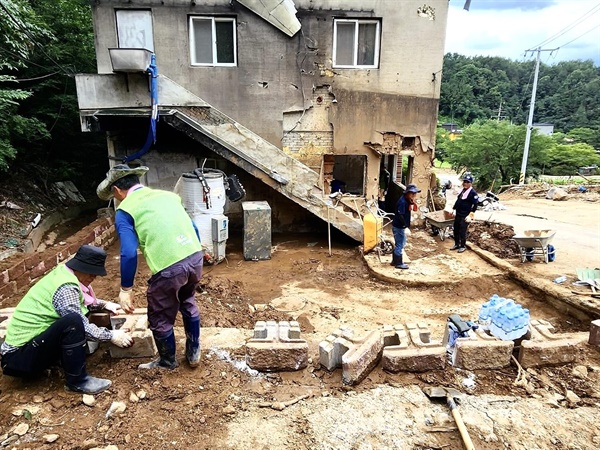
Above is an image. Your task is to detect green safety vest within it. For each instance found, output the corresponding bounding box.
[5,265,87,348]
[118,187,201,274]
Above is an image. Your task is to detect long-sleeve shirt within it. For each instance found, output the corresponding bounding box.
[115,187,201,288]
[1,284,112,355]
[392,195,415,229]
[453,188,479,218]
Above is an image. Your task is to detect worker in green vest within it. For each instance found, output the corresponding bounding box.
[1,245,133,394]
[97,164,203,370]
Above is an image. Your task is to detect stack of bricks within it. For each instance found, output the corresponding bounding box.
[0,217,115,302]
[382,323,446,373]
[319,327,384,385]
[246,320,308,371]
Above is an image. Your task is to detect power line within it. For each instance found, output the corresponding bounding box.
[528,2,600,50]
[557,23,600,49]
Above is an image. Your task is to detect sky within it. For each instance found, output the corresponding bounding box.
[445,0,600,65]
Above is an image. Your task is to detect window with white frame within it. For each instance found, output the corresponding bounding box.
[333,19,380,69]
[189,16,236,66]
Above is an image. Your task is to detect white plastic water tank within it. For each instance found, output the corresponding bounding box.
[177,171,226,255]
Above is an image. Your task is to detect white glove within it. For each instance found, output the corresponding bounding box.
[110,329,134,348]
[119,288,134,314]
[104,301,123,315]
[404,228,411,236]
[465,212,475,223]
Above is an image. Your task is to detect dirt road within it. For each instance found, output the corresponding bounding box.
[483,197,600,276]
[1,198,599,449]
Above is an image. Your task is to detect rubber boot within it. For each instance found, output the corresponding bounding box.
[390,253,399,267]
[63,340,111,394]
[183,316,201,368]
[395,254,409,270]
[138,329,179,370]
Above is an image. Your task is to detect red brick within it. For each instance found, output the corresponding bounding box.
[43,255,58,273]
[589,320,600,347]
[15,274,32,290]
[7,263,25,282]
[89,312,111,329]
[0,281,17,299]
[23,253,42,270]
[29,261,48,280]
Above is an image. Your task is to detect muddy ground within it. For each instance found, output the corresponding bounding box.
[1,226,600,449]
[2,172,600,449]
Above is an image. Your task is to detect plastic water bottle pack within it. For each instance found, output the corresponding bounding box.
[477,294,530,341]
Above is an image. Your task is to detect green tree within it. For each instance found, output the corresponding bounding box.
[544,143,600,175]
[0,0,52,171]
[0,0,103,184]
[444,120,551,189]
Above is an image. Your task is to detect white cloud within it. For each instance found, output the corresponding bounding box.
[445,0,600,64]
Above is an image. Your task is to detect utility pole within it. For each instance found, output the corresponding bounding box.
[519,47,557,184]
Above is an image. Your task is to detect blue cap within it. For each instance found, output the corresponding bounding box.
[462,174,474,183]
[405,184,421,193]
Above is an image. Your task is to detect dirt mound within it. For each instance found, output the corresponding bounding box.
[469,221,519,259]
[197,276,291,328]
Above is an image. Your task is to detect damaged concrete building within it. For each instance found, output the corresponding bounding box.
[76,0,448,242]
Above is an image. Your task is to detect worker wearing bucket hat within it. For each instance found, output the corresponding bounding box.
[391,184,421,269]
[1,245,134,394]
[451,173,479,253]
[97,164,204,370]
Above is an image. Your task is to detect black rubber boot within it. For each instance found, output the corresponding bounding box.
[183,316,201,368]
[390,253,399,266]
[139,329,179,370]
[63,340,111,394]
[395,255,409,270]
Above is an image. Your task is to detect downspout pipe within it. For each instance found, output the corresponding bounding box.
[123,53,159,163]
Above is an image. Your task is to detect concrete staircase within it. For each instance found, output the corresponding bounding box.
[76,73,363,241]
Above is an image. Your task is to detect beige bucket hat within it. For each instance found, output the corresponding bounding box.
[96,164,149,201]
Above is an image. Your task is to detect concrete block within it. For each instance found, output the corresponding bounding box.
[342,330,383,385]
[108,311,156,358]
[86,340,100,355]
[109,328,157,358]
[453,338,513,370]
[406,322,441,347]
[589,320,600,347]
[246,321,308,371]
[518,337,587,368]
[383,346,446,373]
[318,327,382,385]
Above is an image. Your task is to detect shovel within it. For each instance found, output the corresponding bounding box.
[423,386,475,450]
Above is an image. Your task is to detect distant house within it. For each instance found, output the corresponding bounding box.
[75,0,450,241]
[533,123,554,136]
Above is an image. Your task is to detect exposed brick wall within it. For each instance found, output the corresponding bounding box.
[0,217,116,304]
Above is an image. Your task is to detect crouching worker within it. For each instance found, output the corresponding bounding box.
[1,245,133,394]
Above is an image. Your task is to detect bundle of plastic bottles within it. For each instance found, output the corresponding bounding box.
[477,294,530,341]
